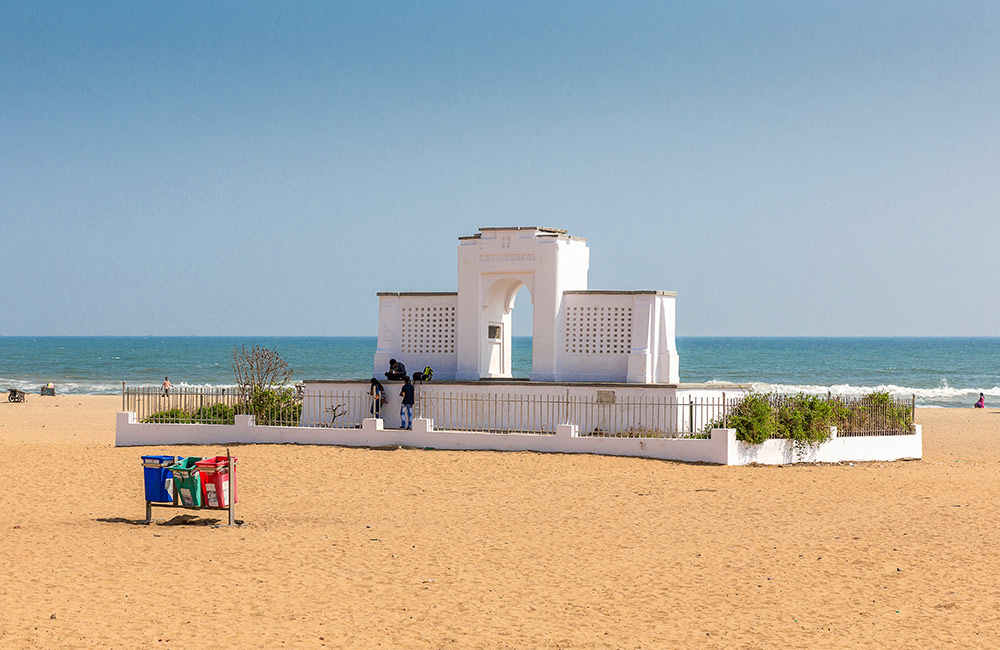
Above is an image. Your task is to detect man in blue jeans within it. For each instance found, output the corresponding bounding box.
[399,375,415,429]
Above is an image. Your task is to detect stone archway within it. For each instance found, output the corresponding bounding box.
[454,227,589,381]
[479,276,531,378]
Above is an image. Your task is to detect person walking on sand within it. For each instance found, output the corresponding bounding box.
[161,376,172,397]
[975,393,985,408]
[399,375,414,429]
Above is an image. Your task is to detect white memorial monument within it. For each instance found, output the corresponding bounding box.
[374,227,680,383]
[116,224,922,465]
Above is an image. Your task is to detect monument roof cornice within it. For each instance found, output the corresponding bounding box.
[376,291,458,297]
[564,290,678,297]
[458,226,584,242]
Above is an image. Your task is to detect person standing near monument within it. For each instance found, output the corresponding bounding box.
[399,376,415,429]
[369,378,386,417]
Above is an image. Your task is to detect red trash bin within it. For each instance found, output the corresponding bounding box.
[195,456,237,508]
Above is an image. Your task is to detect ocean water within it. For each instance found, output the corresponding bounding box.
[1,336,998,408]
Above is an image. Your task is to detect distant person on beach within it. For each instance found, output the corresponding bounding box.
[369,378,386,417]
[399,376,414,429]
[385,358,407,380]
[161,377,172,397]
[975,393,985,408]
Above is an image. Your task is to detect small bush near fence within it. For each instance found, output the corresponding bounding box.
[141,404,237,425]
[140,388,298,426]
[244,387,302,426]
[838,390,912,436]
[706,390,914,446]
[717,393,834,446]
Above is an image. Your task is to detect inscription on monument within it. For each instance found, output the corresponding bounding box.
[479,253,536,263]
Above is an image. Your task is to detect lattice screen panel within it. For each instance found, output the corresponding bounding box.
[564,306,632,354]
[401,306,456,355]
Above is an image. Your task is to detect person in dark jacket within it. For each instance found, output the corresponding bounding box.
[385,358,407,380]
[399,376,415,429]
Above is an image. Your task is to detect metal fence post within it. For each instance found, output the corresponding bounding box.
[227,448,235,527]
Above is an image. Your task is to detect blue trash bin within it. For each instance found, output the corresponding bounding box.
[141,455,176,502]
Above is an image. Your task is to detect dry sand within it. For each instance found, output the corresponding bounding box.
[1,396,999,649]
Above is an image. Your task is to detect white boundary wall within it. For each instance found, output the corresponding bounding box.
[115,413,922,466]
[299,380,734,432]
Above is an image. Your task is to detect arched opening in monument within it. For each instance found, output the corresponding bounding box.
[481,277,534,379]
[510,285,533,378]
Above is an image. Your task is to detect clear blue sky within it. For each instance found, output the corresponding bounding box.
[2,1,998,336]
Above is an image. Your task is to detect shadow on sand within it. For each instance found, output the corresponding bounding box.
[96,514,225,526]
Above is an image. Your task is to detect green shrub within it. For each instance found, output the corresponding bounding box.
[143,403,236,424]
[775,394,835,446]
[144,389,302,427]
[708,391,834,446]
[238,387,302,426]
[193,403,236,424]
[726,392,778,444]
[834,390,912,434]
[713,390,910,446]
[141,408,194,424]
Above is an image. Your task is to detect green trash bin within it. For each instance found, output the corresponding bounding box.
[168,457,204,507]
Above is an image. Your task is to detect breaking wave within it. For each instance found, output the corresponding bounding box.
[0,378,239,396]
[746,381,1000,408]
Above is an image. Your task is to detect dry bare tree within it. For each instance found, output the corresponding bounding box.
[232,344,293,394]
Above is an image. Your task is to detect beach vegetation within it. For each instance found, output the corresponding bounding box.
[774,394,835,445]
[142,392,302,426]
[142,344,304,426]
[194,403,237,424]
[239,386,302,426]
[836,390,913,434]
[232,344,293,394]
[721,391,780,445]
[230,344,302,425]
[141,408,194,424]
[705,390,911,446]
[141,403,236,425]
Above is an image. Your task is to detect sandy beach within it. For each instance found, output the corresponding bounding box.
[1,396,999,648]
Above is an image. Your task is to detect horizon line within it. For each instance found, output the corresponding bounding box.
[3,334,1000,340]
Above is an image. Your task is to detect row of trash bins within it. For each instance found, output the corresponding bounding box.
[141,455,238,508]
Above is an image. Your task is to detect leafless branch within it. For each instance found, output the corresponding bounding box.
[232,344,293,393]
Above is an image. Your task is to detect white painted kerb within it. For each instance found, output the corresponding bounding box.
[116,415,922,466]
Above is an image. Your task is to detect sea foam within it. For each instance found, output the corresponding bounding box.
[749,382,1000,408]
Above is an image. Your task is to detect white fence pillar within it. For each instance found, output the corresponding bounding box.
[556,423,578,439]
[710,428,737,465]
